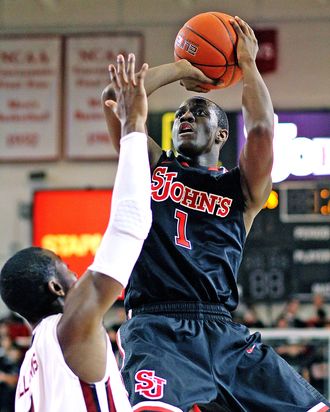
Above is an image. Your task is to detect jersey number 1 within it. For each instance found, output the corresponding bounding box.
[174,209,191,249]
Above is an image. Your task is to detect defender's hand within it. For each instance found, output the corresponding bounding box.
[107,53,148,135]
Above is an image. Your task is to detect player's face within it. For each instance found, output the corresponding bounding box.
[54,255,77,294]
[172,98,220,158]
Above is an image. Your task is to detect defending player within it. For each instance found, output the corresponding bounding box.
[103,17,330,412]
[0,53,151,412]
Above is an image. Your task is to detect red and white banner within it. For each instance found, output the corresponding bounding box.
[64,33,144,159]
[33,189,112,277]
[0,36,62,161]
[33,188,125,299]
[254,29,278,74]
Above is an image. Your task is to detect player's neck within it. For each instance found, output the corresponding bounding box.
[181,152,219,169]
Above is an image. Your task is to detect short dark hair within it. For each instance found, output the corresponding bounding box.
[0,247,60,324]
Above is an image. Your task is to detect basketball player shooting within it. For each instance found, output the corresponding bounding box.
[102,17,330,412]
[0,53,151,412]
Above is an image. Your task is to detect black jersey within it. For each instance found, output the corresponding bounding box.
[124,151,247,312]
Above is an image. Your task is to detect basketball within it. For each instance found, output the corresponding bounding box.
[174,12,242,89]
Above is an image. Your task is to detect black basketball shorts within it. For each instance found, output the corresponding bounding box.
[117,304,329,412]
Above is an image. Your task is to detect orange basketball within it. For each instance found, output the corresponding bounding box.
[174,12,242,89]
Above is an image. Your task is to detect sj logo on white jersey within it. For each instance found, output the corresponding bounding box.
[135,369,167,399]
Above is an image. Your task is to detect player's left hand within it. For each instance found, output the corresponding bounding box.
[177,59,222,92]
[179,79,211,93]
[230,16,258,67]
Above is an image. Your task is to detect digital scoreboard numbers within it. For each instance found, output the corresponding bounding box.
[239,184,330,303]
[238,204,293,302]
[280,182,330,222]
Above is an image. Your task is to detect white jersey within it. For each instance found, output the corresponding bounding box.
[15,314,132,412]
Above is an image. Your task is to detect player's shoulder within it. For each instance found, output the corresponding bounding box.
[33,314,62,345]
[37,313,62,329]
[228,165,241,177]
[154,149,176,166]
[215,165,241,180]
[217,166,245,200]
[164,149,176,160]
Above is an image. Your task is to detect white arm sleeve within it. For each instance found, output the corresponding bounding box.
[88,132,152,287]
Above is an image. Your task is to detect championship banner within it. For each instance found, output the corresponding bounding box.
[0,36,62,161]
[64,33,144,159]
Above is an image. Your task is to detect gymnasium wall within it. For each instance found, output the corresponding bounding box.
[0,0,329,314]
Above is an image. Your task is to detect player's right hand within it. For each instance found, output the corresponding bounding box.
[177,59,222,92]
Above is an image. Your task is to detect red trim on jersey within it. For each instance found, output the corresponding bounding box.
[192,406,202,412]
[105,377,117,411]
[80,380,101,412]
[29,397,35,412]
[116,330,125,363]
[180,162,221,171]
[318,406,329,412]
[134,407,176,412]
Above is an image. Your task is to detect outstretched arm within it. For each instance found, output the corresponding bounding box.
[102,59,216,167]
[58,54,152,383]
[231,17,274,231]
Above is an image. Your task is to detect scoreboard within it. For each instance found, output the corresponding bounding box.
[280,182,330,222]
[238,183,330,303]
